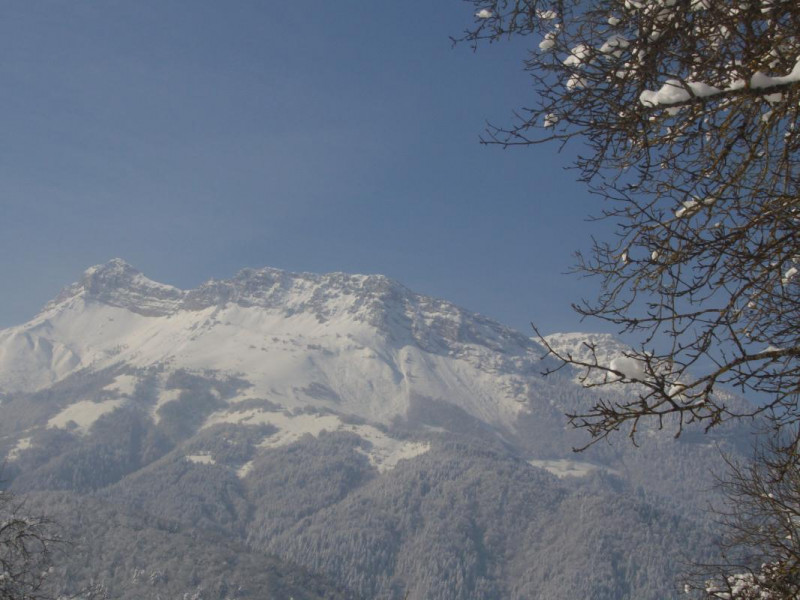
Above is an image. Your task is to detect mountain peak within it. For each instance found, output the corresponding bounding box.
[4,260,552,427]
[36,260,534,360]
[82,257,137,278]
[46,259,185,316]
[43,260,413,319]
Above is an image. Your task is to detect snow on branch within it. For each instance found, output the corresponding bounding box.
[460,0,800,442]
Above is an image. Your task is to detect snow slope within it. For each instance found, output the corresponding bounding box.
[0,260,574,468]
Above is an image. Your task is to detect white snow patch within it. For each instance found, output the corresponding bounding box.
[204,408,429,474]
[6,437,32,461]
[543,113,559,127]
[600,35,629,55]
[355,432,430,473]
[563,44,591,67]
[529,459,615,478]
[675,199,700,218]
[237,461,255,478]
[609,355,647,381]
[668,382,688,400]
[104,374,138,397]
[186,453,216,465]
[539,32,557,51]
[47,399,124,434]
[639,58,800,109]
[127,272,182,295]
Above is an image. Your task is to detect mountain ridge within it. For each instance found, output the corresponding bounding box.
[0,260,742,599]
[0,260,553,437]
[45,258,423,318]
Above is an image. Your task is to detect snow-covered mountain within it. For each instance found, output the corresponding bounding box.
[0,260,739,599]
[0,259,577,466]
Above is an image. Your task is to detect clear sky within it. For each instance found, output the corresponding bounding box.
[1,1,610,335]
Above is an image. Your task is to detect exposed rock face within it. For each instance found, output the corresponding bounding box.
[46,258,185,316]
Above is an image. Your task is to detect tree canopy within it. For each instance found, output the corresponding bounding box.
[461,0,799,443]
[0,491,54,600]
[459,1,800,596]
[694,439,800,599]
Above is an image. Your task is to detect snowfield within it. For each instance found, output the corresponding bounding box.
[0,260,552,433]
[0,260,636,479]
[47,398,126,434]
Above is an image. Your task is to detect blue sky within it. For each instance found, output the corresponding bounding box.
[1,1,607,334]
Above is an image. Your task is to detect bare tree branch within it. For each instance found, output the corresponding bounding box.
[458,0,800,442]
